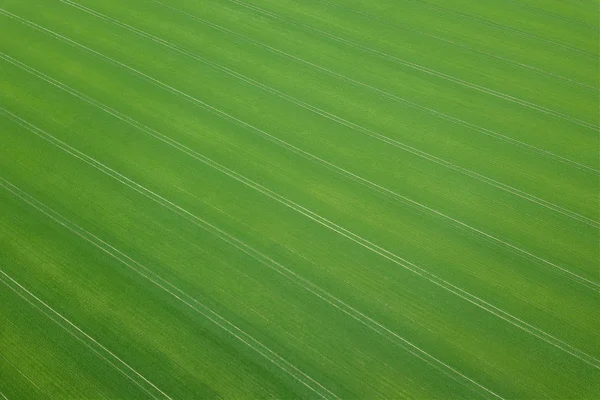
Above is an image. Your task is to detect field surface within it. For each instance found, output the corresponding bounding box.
[0,0,599,398]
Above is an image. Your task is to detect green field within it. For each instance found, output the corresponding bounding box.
[0,0,598,398]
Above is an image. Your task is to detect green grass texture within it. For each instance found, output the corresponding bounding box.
[1,0,598,398]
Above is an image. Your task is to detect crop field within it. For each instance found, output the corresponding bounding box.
[0,0,598,398]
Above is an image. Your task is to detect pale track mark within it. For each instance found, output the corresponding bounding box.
[2,40,599,365]
[319,0,599,91]
[0,271,171,400]
[497,0,598,29]
[0,353,44,394]
[60,0,599,229]
[387,0,597,56]
[1,114,511,398]
[220,0,597,129]
[3,107,598,374]
[1,17,596,292]
[2,47,598,295]
[0,177,339,400]
[149,0,599,174]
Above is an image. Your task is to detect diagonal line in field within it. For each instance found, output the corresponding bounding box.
[1,11,596,292]
[2,2,596,396]
[498,0,598,30]
[0,353,44,395]
[329,0,599,32]
[0,271,171,400]
[219,0,597,129]
[60,0,598,229]
[0,179,340,400]
[1,30,599,358]
[3,105,599,375]
[149,0,600,174]
[0,130,504,400]
[397,0,598,56]
[3,54,599,369]
[318,0,598,91]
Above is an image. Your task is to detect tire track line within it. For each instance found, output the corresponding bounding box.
[0,354,44,395]
[1,15,598,354]
[0,270,171,400]
[319,0,598,91]
[1,13,596,291]
[221,0,597,129]
[0,177,339,400]
[61,0,598,229]
[0,117,507,399]
[497,0,597,29]
[2,103,598,372]
[150,0,599,173]
[394,0,597,56]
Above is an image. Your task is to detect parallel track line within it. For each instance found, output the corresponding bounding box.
[319,0,598,91]
[0,271,170,400]
[151,0,599,173]
[222,0,597,129]
[0,123,506,399]
[3,107,598,372]
[393,0,597,56]
[1,15,596,291]
[61,0,598,229]
[0,177,339,400]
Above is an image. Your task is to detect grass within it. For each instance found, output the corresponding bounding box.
[0,0,598,398]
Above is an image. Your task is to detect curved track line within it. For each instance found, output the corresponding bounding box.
[0,271,171,400]
[60,0,598,229]
[3,106,598,372]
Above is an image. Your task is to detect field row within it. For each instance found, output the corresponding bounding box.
[1,0,598,398]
